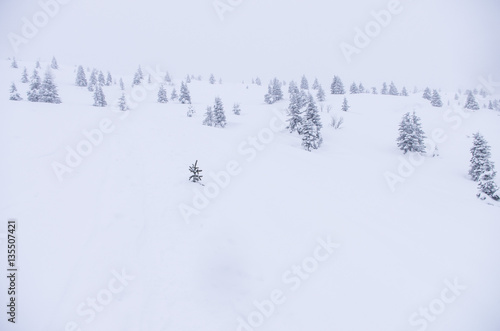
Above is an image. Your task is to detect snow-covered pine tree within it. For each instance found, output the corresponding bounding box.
[93,84,107,107]
[431,90,443,107]
[397,112,426,154]
[401,86,408,96]
[187,105,195,117]
[317,85,326,102]
[331,75,345,94]
[300,75,309,90]
[264,85,273,104]
[106,71,112,86]
[35,60,41,69]
[410,112,426,153]
[312,78,320,90]
[189,160,203,183]
[287,90,303,134]
[422,87,431,100]
[203,106,214,126]
[381,82,388,95]
[272,78,283,102]
[27,69,41,102]
[488,101,493,110]
[304,94,323,132]
[469,133,494,181]
[9,83,22,101]
[21,67,28,83]
[179,82,191,104]
[212,97,227,128]
[477,170,499,201]
[158,84,168,103]
[301,119,317,151]
[209,74,216,84]
[372,87,377,94]
[389,81,398,95]
[255,77,262,86]
[464,91,480,110]
[118,93,128,111]
[51,56,58,69]
[350,82,359,94]
[288,81,299,95]
[119,78,125,90]
[186,75,191,83]
[164,71,171,84]
[11,57,18,68]
[358,83,365,93]
[75,65,87,87]
[98,71,105,86]
[88,69,97,91]
[39,68,61,104]
[132,66,143,86]
[233,103,241,115]
[301,97,323,152]
[341,97,349,112]
[171,88,178,101]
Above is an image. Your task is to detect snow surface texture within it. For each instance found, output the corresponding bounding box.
[1,60,500,331]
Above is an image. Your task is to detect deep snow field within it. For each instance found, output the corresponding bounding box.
[1,59,499,331]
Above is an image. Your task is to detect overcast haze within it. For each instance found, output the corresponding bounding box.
[1,0,499,89]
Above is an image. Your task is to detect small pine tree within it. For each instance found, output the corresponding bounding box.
[317,85,326,102]
[300,75,309,90]
[186,75,191,83]
[98,71,106,86]
[187,105,195,117]
[255,77,262,86]
[9,83,22,101]
[350,82,359,94]
[11,57,18,68]
[287,91,303,134]
[397,112,426,154]
[272,78,283,102]
[372,87,377,94]
[189,160,203,183]
[132,67,142,86]
[35,60,41,69]
[39,68,61,104]
[21,67,28,83]
[88,69,97,91]
[119,78,125,90]
[381,82,388,95]
[106,72,112,86]
[341,97,350,112]
[469,133,495,181]
[301,119,317,151]
[431,90,443,107]
[464,92,480,110]
[164,71,171,83]
[209,74,216,84]
[27,69,41,102]
[75,65,87,87]
[51,56,58,69]
[179,82,191,104]
[118,93,128,111]
[233,103,241,115]
[171,88,178,101]
[312,78,320,90]
[358,83,365,93]
[157,84,168,103]
[422,87,431,100]
[401,86,408,96]
[93,84,107,107]
[488,101,493,110]
[389,81,398,95]
[213,97,227,128]
[304,94,323,132]
[203,106,214,126]
[331,76,345,94]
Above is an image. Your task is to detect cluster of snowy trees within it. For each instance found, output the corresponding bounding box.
[397,112,426,154]
[469,133,499,201]
[264,78,284,104]
[203,97,227,128]
[422,88,443,107]
[331,76,408,97]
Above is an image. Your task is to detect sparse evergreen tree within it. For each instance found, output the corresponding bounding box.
[186,75,191,83]
[469,133,495,181]
[331,75,345,94]
[287,90,303,134]
[93,84,107,107]
[358,83,365,93]
[300,75,309,90]
[473,88,478,95]
[479,88,488,98]
[51,56,58,69]
[233,103,241,115]
[431,90,443,107]
[317,85,326,102]
[118,93,128,111]
[265,78,283,104]
[454,93,459,101]
[397,112,426,154]
[212,97,227,128]
[350,82,359,94]
[171,88,178,101]
[75,65,87,87]
[288,81,299,95]
[187,105,195,117]
[179,82,191,104]
[255,77,262,86]
[381,82,388,95]
[9,83,22,101]
[464,92,480,110]
[106,71,112,86]
[209,74,216,84]
[35,60,41,69]
[372,87,378,94]
[264,85,273,104]
[312,78,320,90]
[202,106,214,126]
[132,66,143,86]
[27,69,41,102]
[341,97,349,112]
[301,119,318,151]
[157,84,168,103]
[119,78,125,90]
[422,87,431,100]
[389,81,398,95]
[401,86,408,96]
[21,67,28,83]
[189,160,203,183]
[488,101,493,110]
[11,57,18,68]
[39,68,61,104]
[98,71,105,86]
[304,94,323,132]
[164,71,171,83]
[88,69,97,91]
[301,97,323,152]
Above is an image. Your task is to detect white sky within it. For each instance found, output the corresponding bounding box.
[1,0,499,90]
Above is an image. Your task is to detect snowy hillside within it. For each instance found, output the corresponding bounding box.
[1,58,500,331]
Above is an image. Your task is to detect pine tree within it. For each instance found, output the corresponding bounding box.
[75,65,87,87]
[397,112,426,154]
[233,103,241,115]
[157,84,168,103]
[118,93,128,111]
[9,83,22,101]
[11,57,18,68]
[106,71,112,86]
[477,171,499,201]
[372,87,378,94]
[341,97,349,112]
[431,90,443,107]
[21,67,28,83]
[209,74,216,84]
[93,84,107,107]
[213,97,227,128]
[469,133,499,200]
[422,87,431,100]
[301,97,323,152]
[171,88,178,101]
[350,82,359,94]
[317,85,326,102]
[39,68,61,103]
[358,83,365,93]
[272,78,283,102]
[287,90,303,134]
[132,66,143,86]
[304,94,323,131]
[381,82,388,95]
[331,75,345,94]
[301,119,317,151]
[401,86,408,96]
[189,160,203,183]
[187,105,195,117]
[288,81,299,95]
[203,106,214,126]
[98,71,105,86]
[179,82,191,104]
[300,75,309,90]
[51,56,58,69]
[164,71,171,84]
[27,69,41,102]
[88,69,97,91]
[488,101,493,110]
[186,75,191,83]
[264,85,273,104]
[119,78,125,90]
[255,77,262,86]
[389,81,398,95]
[464,92,480,110]
[312,78,320,90]
[35,60,41,69]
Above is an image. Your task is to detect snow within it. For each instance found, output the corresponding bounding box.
[1,60,500,331]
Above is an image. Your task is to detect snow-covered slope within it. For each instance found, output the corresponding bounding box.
[1,60,499,331]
